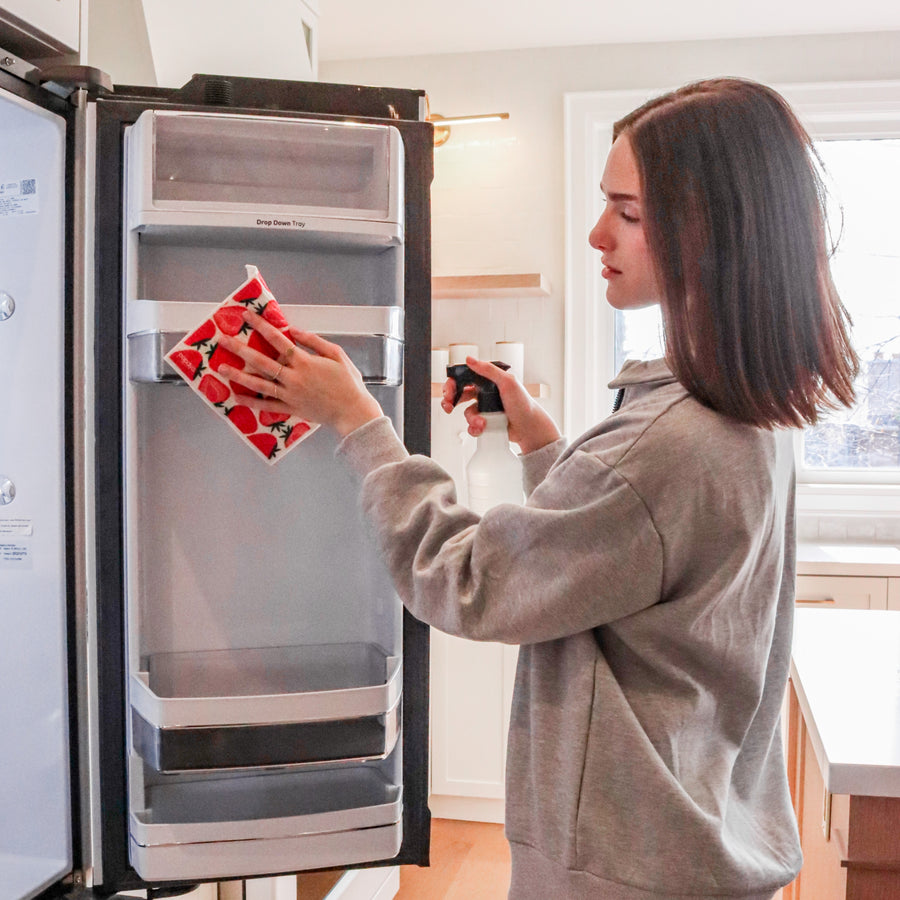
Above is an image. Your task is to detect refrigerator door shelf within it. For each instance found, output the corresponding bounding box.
[127,301,404,338]
[129,768,402,882]
[128,330,403,385]
[126,110,404,231]
[131,698,400,772]
[130,823,402,883]
[131,643,402,727]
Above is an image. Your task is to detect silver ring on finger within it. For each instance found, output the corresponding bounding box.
[270,363,283,381]
[272,384,279,401]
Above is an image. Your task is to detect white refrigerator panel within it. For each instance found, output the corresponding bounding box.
[0,87,71,900]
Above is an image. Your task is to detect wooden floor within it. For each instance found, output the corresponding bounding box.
[395,819,511,900]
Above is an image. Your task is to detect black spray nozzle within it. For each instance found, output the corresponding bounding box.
[446,362,510,413]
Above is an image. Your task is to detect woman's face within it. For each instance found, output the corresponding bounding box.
[588,135,662,311]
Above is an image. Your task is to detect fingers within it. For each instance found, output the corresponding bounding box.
[239,310,348,367]
[441,357,513,416]
[218,362,280,398]
[463,403,486,436]
[217,334,283,379]
[242,308,298,357]
[287,327,345,362]
[465,356,513,385]
[441,379,476,412]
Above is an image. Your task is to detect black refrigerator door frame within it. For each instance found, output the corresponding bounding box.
[89,77,433,895]
[0,66,82,900]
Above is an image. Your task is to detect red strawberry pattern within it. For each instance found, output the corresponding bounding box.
[227,405,258,434]
[185,320,216,347]
[213,305,249,336]
[198,374,230,405]
[209,344,246,374]
[164,265,317,464]
[233,278,263,303]
[286,421,312,447]
[169,349,205,379]
[260,410,290,427]
[248,432,278,459]
[261,301,289,329]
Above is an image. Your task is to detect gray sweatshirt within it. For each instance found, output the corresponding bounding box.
[337,358,802,899]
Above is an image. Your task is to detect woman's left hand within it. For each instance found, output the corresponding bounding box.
[216,308,383,437]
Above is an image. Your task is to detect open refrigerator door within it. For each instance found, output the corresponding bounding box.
[0,63,433,898]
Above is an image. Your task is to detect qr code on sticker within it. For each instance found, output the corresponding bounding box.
[20,179,35,195]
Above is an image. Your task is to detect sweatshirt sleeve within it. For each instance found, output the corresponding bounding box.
[337,416,663,645]
[521,437,567,496]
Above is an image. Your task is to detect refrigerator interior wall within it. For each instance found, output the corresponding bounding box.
[120,110,409,882]
[0,86,71,899]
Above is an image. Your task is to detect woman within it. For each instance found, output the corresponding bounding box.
[218,78,858,899]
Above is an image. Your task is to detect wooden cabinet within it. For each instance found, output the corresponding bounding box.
[795,547,900,611]
[429,630,516,823]
[888,579,900,610]
[140,0,318,87]
[785,679,900,900]
[795,575,888,610]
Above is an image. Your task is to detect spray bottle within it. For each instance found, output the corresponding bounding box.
[446,362,524,515]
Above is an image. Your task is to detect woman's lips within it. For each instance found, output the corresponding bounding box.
[601,265,621,279]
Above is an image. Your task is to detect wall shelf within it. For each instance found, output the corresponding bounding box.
[432,273,551,299]
[431,383,548,399]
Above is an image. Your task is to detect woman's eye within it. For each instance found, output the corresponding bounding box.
[621,211,640,224]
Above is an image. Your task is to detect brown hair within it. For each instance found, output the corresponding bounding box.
[613,77,858,428]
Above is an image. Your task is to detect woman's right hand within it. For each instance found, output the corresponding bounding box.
[442,356,561,455]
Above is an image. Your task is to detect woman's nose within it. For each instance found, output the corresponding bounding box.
[588,216,608,251]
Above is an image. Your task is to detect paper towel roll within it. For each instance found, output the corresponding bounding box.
[492,341,525,381]
[431,348,449,383]
[448,343,479,366]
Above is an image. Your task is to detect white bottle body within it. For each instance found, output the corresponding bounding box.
[466,412,524,515]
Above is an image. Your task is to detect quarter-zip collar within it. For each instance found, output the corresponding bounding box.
[608,357,676,389]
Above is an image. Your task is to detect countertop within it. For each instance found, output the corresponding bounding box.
[790,607,900,796]
[797,542,900,577]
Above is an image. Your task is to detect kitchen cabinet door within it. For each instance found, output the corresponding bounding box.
[888,579,900,611]
[795,575,888,610]
[429,630,517,823]
[785,684,849,900]
[140,0,317,86]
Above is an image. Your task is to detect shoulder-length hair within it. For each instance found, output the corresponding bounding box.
[614,77,858,428]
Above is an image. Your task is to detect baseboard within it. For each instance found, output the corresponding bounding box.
[428,794,506,824]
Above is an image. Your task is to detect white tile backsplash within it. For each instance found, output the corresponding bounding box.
[798,515,900,545]
[432,295,553,387]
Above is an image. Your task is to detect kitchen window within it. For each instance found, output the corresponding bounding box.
[565,80,900,516]
[801,138,900,484]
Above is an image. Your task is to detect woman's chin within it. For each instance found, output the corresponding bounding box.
[605,292,660,312]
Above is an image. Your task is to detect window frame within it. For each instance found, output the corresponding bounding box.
[564,80,900,518]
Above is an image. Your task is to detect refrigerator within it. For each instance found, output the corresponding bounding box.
[0,55,433,899]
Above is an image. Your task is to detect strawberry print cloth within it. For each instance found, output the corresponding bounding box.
[164,265,318,464]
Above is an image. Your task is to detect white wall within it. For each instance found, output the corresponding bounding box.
[322,30,900,542]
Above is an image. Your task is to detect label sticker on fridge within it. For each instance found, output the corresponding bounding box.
[0,542,31,568]
[0,518,33,536]
[0,178,39,217]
